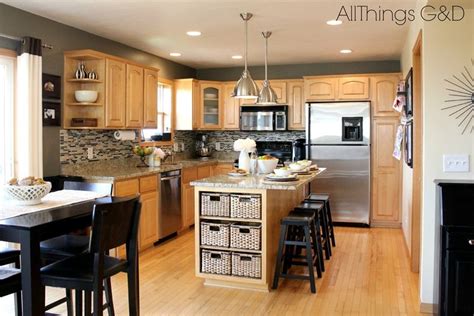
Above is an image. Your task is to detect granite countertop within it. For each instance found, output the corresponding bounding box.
[60,154,237,182]
[191,168,326,191]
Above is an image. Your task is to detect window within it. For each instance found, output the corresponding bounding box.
[0,53,15,184]
[143,80,173,140]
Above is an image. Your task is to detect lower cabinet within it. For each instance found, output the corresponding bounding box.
[212,163,234,176]
[182,183,195,228]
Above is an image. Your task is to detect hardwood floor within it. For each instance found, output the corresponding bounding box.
[0,227,423,315]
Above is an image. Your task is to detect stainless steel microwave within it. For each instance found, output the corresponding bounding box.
[240,105,288,131]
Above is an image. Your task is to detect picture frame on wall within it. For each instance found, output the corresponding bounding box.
[404,68,413,117]
[405,120,413,168]
[42,73,61,100]
[43,101,61,126]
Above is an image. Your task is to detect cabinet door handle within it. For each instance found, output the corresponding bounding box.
[469,240,474,246]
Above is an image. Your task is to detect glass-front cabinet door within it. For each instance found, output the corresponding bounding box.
[199,82,222,129]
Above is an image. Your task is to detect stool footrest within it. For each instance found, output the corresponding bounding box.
[284,241,307,246]
[280,273,312,281]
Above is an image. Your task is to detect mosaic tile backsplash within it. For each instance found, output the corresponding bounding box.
[60,129,305,164]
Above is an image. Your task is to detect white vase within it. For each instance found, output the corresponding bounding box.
[238,150,250,172]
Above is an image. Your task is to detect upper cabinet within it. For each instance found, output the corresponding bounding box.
[174,79,200,130]
[143,69,159,128]
[199,81,223,130]
[105,59,127,128]
[63,49,159,129]
[304,76,370,101]
[223,83,240,130]
[304,77,337,101]
[371,75,400,117]
[241,80,287,105]
[125,64,144,128]
[287,80,305,130]
[338,77,370,100]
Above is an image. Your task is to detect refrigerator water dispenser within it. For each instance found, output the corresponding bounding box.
[342,117,363,142]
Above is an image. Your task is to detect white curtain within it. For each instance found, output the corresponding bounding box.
[15,37,43,178]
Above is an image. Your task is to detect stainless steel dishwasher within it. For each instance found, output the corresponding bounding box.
[158,169,182,240]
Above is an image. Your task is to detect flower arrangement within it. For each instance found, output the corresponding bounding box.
[233,138,256,152]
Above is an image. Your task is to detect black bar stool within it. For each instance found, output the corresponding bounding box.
[295,201,331,260]
[306,193,336,247]
[272,214,321,294]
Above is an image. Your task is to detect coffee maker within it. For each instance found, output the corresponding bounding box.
[292,138,306,161]
[195,133,212,160]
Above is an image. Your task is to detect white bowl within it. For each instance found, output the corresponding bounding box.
[257,159,278,174]
[289,163,305,171]
[274,168,292,177]
[296,160,312,168]
[4,182,52,205]
[75,90,98,103]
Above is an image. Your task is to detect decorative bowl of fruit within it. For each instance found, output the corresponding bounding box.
[4,177,52,205]
[257,155,279,174]
[132,145,155,167]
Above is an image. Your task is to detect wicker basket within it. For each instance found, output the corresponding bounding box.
[231,252,262,278]
[201,222,230,247]
[201,250,231,275]
[230,223,261,250]
[230,194,261,219]
[201,193,230,217]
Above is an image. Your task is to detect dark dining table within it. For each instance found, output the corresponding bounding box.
[0,199,97,315]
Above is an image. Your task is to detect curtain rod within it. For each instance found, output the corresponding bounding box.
[0,33,53,49]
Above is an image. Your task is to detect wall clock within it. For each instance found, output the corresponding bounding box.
[443,59,473,135]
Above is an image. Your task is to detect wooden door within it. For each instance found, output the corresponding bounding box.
[338,77,370,100]
[223,83,240,130]
[113,178,139,257]
[211,163,234,176]
[199,82,222,129]
[143,69,158,128]
[304,78,337,101]
[105,59,126,127]
[371,75,400,116]
[139,190,159,250]
[271,81,287,103]
[371,118,401,224]
[197,166,211,179]
[192,80,201,129]
[182,183,195,228]
[126,64,144,128]
[287,80,305,130]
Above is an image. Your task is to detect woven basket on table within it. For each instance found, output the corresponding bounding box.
[4,182,52,205]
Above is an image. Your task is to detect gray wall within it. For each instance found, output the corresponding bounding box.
[0,4,196,176]
[196,60,400,81]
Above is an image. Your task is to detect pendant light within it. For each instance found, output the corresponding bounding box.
[233,13,258,99]
[257,31,278,104]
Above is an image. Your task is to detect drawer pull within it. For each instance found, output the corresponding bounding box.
[469,240,474,246]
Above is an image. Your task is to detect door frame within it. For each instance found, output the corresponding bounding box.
[410,30,423,273]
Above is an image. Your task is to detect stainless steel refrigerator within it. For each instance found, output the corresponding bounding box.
[306,102,370,225]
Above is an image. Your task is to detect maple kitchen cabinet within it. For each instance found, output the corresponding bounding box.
[211,163,234,176]
[105,59,127,128]
[304,77,337,101]
[126,64,144,128]
[287,80,305,130]
[199,81,223,130]
[223,82,241,130]
[371,75,401,116]
[338,76,370,100]
[182,167,198,228]
[303,75,370,101]
[174,78,201,130]
[143,69,159,128]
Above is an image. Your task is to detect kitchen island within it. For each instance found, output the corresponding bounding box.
[191,168,325,291]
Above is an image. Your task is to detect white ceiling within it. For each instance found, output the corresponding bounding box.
[4,0,420,68]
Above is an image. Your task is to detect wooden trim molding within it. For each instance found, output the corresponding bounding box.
[420,302,436,314]
[0,48,17,58]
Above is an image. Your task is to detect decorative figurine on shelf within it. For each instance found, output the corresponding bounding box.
[132,145,154,167]
[88,70,97,80]
[75,61,87,79]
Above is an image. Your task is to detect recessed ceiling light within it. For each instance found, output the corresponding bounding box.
[340,49,352,54]
[186,31,201,36]
[327,19,342,26]
[232,55,243,59]
[169,52,181,57]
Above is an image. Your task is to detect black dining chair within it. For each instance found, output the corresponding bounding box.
[0,249,22,316]
[40,181,113,314]
[41,195,141,316]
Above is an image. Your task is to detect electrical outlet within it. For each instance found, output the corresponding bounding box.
[173,143,180,152]
[215,142,221,151]
[181,143,185,151]
[87,147,94,160]
[443,154,470,172]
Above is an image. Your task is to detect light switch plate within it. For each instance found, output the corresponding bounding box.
[443,154,470,172]
[181,143,185,151]
[173,143,179,152]
[87,147,93,160]
[215,142,221,151]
